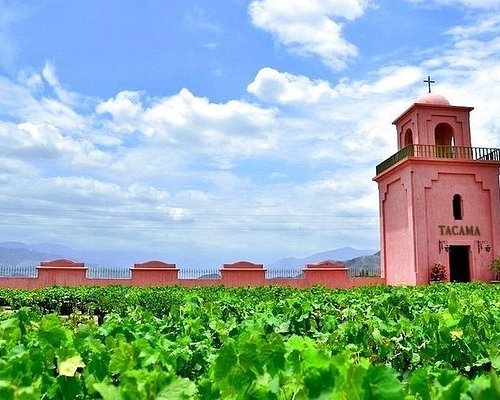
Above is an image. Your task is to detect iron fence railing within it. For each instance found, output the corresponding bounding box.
[178,268,221,280]
[348,266,381,278]
[376,145,500,175]
[86,266,131,279]
[266,268,304,279]
[0,265,38,278]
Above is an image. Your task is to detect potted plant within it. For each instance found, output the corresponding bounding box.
[430,262,447,283]
[489,257,500,282]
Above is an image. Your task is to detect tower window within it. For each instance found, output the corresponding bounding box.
[435,123,454,146]
[404,129,413,147]
[453,194,463,220]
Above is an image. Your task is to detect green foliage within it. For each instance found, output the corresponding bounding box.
[0,283,499,398]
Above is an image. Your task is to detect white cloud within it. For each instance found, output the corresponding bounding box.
[41,62,81,106]
[17,69,44,91]
[3,176,173,213]
[97,91,144,134]
[349,66,423,95]
[445,13,500,38]
[245,65,426,167]
[249,0,372,69]
[0,75,88,133]
[1,121,110,167]
[248,65,423,105]
[97,88,279,161]
[247,67,338,104]
[0,156,38,181]
[406,0,500,9]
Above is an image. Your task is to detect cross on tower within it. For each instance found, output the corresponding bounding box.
[423,75,435,93]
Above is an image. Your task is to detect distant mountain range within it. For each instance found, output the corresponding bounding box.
[0,242,63,267]
[268,247,380,276]
[0,242,164,268]
[268,247,378,268]
[343,252,380,276]
[0,242,380,274]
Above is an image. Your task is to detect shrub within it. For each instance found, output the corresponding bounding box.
[488,257,500,281]
[430,262,447,282]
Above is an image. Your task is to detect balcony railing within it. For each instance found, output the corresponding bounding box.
[376,145,500,175]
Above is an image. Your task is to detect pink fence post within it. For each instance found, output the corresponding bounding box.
[37,259,88,287]
[220,261,266,286]
[302,260,350,288]
[131,260,179,286]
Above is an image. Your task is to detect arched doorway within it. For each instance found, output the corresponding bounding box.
[404,129,413,146]
[435,123,454,146]
[435,123,454,157]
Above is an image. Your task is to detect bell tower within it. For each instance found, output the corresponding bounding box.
[374,85,500,285]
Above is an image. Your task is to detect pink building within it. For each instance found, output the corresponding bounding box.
[374,92,500,285]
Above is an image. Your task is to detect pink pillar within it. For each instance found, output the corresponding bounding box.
[37,259,88,287]
[220,261,266,286]
[130,260,179,286]
[302,260,350,288]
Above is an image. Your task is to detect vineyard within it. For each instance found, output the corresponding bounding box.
[0,283,499,399]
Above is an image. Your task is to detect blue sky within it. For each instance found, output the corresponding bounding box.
[0,0,499,266]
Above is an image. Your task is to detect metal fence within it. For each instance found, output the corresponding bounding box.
[0,265,132,279]
[0,265,38,278]
[266,268,303,279]
[86,266,131,279]
[376,145,500,175]
[348,266,381,277]
[178,268,221,280]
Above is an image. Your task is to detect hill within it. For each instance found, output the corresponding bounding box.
[268,247,378,268]
[344,252,380,276]
[0,244,62,267]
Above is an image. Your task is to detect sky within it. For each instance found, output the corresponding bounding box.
[0,0,499,266]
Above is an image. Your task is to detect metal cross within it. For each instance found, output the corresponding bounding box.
[423,75,435,93]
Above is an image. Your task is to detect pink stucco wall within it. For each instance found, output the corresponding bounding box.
[0,259,384,289]
[376,95,500,285]
[416,161,499,282]
[377,157,500,285]
[394,103,473,148]
[380,174,416,285]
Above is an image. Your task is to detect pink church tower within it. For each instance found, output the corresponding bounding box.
[374,83,500,285]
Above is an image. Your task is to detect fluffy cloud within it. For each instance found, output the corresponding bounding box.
[249,0,372,69]
[97,88,279,161]
[247,67,338,104]
[248,65,422,104]
[0,121,110,167]
[0,62,130,176]
[96,91,143,134]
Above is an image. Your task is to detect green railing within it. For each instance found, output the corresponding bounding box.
[376,145,500,175]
